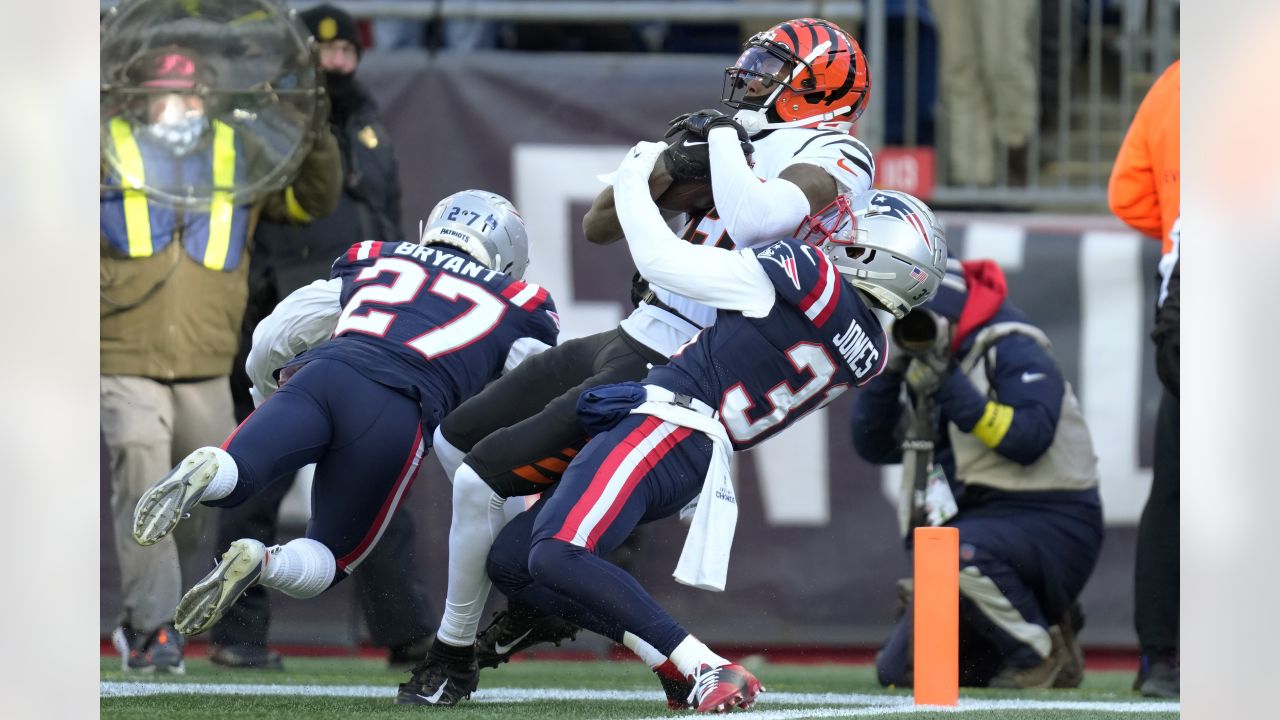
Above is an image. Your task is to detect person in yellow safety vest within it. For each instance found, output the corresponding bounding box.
[100,46,341,674]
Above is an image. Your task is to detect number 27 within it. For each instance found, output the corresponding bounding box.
[334,257,505,359]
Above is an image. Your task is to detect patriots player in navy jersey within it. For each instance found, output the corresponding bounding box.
[129,190,558,644]
[484,142,948,713]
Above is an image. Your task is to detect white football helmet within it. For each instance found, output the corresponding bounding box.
[794,190,947,318]
[419,190,530,279]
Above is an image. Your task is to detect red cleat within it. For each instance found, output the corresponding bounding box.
[654,659,694,710]
[688,662,764,713]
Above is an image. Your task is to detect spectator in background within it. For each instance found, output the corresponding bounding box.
[1107,59,1179,699]
[852,260,1102,689]
[212,3,437,670]
[102,46,341,673]
[929,0,1037,185]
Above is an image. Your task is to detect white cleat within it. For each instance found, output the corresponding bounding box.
[133,448,223,546]
[174,539,266,637]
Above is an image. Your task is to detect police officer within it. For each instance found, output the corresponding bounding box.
[851,259,1103,689]
[212,4,432,669]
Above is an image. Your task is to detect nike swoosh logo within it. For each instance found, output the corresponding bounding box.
[426,680,449,703]
[682,139,708,147]
[1021,372,1046,383]
[494,629,533,655]
[837,158,857,175]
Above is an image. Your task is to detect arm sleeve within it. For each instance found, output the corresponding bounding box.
[260,129,342,225]
[614,142,776,316]
[245,278,343,402]
[1108,78,1162,239]
[934,335,1064,465]
[850,372,908,464]
[708,126,811,246]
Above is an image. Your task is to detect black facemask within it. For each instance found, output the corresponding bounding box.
[325,71,356,120]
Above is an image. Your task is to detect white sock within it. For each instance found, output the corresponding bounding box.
[669,635,730,678]
[623,632,668,669]
[260,538,336,599]
[436,463,511,647]
[199,446,240,501]
[432,426,467,484]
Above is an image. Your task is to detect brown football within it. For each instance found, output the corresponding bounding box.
[655,178,714,214]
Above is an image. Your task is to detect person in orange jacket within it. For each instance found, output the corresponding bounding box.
[1109,60,1179,253]
[1107,60,1180,699]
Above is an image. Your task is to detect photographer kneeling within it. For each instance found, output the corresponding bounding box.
[851,259,1103,689]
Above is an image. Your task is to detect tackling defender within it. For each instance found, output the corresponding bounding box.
[403,18,878,708]
[484,140,948,713]
[130,190,557,637]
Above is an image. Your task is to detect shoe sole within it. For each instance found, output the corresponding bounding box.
[175,539,264,636]
[133,449,220,546]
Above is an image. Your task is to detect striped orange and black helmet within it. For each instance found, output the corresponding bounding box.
[723,18,871,131]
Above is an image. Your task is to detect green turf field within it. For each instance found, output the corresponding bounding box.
[100,657,1179,719]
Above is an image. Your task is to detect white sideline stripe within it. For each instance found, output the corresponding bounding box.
[100,682,1179,715]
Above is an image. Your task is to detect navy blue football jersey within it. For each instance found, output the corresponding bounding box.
[295,240,559,428]
[646,237,887,450]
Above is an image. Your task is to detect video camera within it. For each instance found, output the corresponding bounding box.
[891,308,951,359]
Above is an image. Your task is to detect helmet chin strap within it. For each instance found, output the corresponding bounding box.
[733,106,855,137]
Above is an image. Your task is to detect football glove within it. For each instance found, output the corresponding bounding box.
[661,109,753,182]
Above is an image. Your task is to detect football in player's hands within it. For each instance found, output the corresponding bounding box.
[655,178,714,214]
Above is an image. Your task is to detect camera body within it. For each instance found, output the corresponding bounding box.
[891,308,952,360]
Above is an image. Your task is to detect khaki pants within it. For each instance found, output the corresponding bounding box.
[930,0,1037,185]
[102,375,235,633]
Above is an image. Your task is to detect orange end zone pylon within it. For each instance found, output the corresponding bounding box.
[914,526,959,706]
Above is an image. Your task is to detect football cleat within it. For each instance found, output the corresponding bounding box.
[655,659,694,710]
[174,539,266,636]
[395,655,480,706]
[111,625,153,673]
[475,601,580,668]
[146,624,186,674]
[133,447,224,546]
[687,662,764,713]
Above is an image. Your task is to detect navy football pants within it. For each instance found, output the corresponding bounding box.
[487,413,712,655]
[203,359,427,584]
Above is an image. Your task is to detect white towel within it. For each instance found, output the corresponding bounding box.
[629,387,736,592]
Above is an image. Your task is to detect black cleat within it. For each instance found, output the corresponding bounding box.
[475,601,580,669]
[146,624,186,675]
[111,625,153,673]
[395,643,480,707]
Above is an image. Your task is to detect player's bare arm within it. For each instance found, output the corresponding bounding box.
[582,155,677,245]
[778,162,840,215]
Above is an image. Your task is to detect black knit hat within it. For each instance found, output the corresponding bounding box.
[300,4,363,57]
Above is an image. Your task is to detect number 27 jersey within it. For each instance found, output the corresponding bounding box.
[300,240,559,427]
[646,237,888,451]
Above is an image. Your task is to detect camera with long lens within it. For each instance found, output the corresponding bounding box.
[891,308,951,358]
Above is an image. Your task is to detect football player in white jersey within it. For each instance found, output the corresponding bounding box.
[397,17,876,708]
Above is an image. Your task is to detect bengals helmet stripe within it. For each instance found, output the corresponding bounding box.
[723,18,871,134]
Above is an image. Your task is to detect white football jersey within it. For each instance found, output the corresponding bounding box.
[621,127,875,357]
